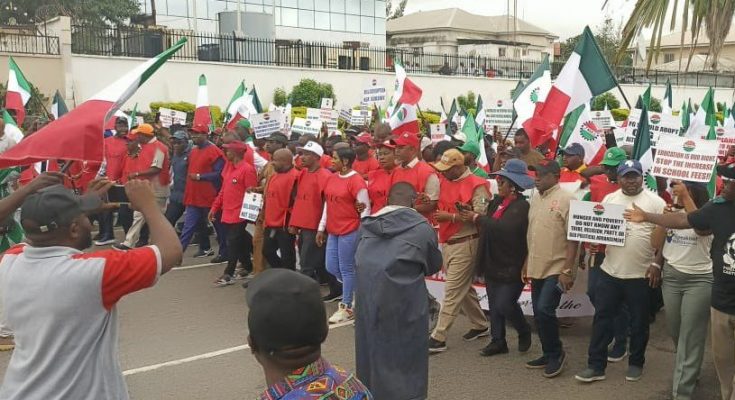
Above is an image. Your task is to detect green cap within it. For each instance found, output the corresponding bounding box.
[236,119,251,129]
[601,147,628,167]
[459,140,480,158]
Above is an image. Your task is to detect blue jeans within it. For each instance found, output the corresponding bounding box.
[587,268,650,372]
[588,256,630,351]
[486,280,530,345]
[326,230,360,306]
[179,206,212,252]
[531,276,563,360]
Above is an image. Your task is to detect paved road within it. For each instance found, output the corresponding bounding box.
[0,242,722,399]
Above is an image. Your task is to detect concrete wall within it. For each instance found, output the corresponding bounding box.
[69,53,732,114]
[0,54,63,105]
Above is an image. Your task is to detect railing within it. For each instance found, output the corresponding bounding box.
[0,32,60,55]
[70,25,735,89]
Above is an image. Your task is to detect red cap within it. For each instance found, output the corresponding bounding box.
[377,140,396,149]
[355,133,372,145]
[191,123,209,134]
[390,132,420,148]
[222,140,249,153]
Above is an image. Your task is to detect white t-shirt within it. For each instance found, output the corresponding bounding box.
[662,209,713,274]
[601,189,666,279]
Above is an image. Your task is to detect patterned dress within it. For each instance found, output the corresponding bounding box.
[258,357,372,400]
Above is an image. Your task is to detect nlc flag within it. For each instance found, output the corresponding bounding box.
[4,57,32,126]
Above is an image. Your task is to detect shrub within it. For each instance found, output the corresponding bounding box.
[0,82,50,129]
[148,101,223,126]
[289,79,336,108]
[611,108,630,121]
[591,92,620,110]
[457,91,476,112]
[273,87,288,107]
[649,97,662,113]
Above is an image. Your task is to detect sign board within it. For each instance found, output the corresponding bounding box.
[320,98,333,110]
[307,108,338,134]
[486,98,514,128]
[240,192,263,222]
[652,135,719,182]
[280,107,291,134]
[291,117,322,136]
[350,109,366,126]
[623,109,681,148]
[134,116,145,126]
[339,108,352,123]
[592,109,614,129]
[249,110,283,139]
[361,79,387,105]
[430,124,447,143]
[567,200,627,247]
[710,126,735,157]
[158,107,187,128]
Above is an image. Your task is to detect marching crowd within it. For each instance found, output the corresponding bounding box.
[0,109,734,400]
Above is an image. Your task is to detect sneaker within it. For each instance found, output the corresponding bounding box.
[429,338,447,354]
[608,347,628,363]
[193,248,215,258]
[210,254,227,264]
[575,368,606,383]
[518,333,532,353]
[234,270,253,280]
[213,275,235,287]
[112,243,132,251]
[626,365,643,382]
[462,328,490,342]
[480,341,508,357]
[0,336,14,352]
[543,351,567,378]
[328,303,354,324]
[525,355,548,369]
[94,237,116,246]
[322,292,343,303]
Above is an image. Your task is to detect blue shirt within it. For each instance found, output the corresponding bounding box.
[258,357,372,400]
[170,147,190,204]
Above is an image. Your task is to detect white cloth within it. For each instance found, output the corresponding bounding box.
[662,210,713,274]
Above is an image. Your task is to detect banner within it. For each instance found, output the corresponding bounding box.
[568,200,627,246]
[592,109,614,129]
[339,108,352,123]
[240,192,263,222]
[280,107,291,134]
[652,135,719,182]
[320,98,333,110]
[350,109,366,126]
[307,108,338,134]
[249,110,283,139]
[486,98,514,128]
[711,126,735,157]
[362,78,387,105]
[623,109,681,148]
[430,124,447,143]
[158,107,187,128]
[291,117,322,136]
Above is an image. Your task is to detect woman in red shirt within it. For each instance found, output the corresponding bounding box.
[367,141,397,214]
[317,148,370,324]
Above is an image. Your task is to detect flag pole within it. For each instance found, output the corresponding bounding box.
[31,92,53,121]
[416,103,429,136]
[502,115,519,142]
[616,83,632,109]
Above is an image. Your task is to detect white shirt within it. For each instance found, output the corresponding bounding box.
[663,209,713,274]
[601,189,666,279]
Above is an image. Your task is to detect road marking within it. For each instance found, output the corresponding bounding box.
[122,320,355,376]
[171,263,218,271]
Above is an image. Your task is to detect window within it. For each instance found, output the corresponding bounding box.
[498,47,506,57]
[375,0,385,17]
[314,0,330,11]
[246,4,263,11]
[245,0,263,4]
[281,7,298,25]
[513,48,520,58]
[374,16,385,34]
[208,0,227,18]
[522,48,528,56]
[315,11,330,29]
[167,0,188,16]
[346,0,360,14]
[299,0,314,9]
[330,12,345,30]
[664,53,675,63]
[299,9,314,27]
[155,0,168,14]
[346,14,360,31]
[360,16,373,33]
[281,0,297,6]
[274,6,281,23]
[330,0,344,12]
[360,0,373,16]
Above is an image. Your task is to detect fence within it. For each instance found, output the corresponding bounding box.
[70,25,735,89]
[0,32,59,55]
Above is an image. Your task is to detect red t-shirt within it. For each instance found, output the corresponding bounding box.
[290,167,332,230]
[264,168,300,228]
[437,174,488,243]
[211,159,257,224]
[136,139,171,186]
[120,155,139,184]
[367,168,392,214]
[353,156,380,177]
[184,144,224,207]
[324,173,366,235]
[103,135,129,182]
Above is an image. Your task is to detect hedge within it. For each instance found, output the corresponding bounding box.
[149,101,224,126]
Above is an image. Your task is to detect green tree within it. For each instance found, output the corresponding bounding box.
[559,16,631,66]
[456,91,476,113]
[288,79,336,108]
[2,0,141,26]
[649,97,662,113]
[273,87,288,107]
[610,0,735,72]
[591,92,621,110]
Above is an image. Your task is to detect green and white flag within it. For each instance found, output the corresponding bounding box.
[680,101,690,134]
[557,103,606,165]
[513,54,551,125]
[688,87,715,137]
[632,102,657,192]
[2,110,23,144]
[662,79,673,115]
[636,84,652,109]
[4,56,32,126]
[706,124,718,197]
[51,90,68,120]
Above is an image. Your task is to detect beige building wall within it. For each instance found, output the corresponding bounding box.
[0,54,63,107]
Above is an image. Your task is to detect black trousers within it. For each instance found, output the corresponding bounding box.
[118,204,134,234]
[299,229,340,294]
[263,227,296,270]
[223,222,253,277]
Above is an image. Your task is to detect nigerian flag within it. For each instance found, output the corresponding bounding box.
[636,84,651,109]
[2,110,23,144]
[662,79,673,115]
[632,102,657,192]
[688,87,715,137]
[706,124,718,197]
[680,101,690,135]
[513,54,551,125]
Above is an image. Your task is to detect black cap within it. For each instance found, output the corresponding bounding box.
[534,159,561,175]
[718,164,735,180]
[266,133,288,145]
[246,269,328,355]
[562,142,586,158]
[21,184,102,233]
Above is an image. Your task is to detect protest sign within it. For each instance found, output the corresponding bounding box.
[651,135,719,182]
[592,109,614,129]
[280,107,291,134]
[486,99,514,128]
[709,126,735,157]
[291,117,322,136]
[339,108,352,123]
[320,98,333,110]
[158,107,187,128]
[361,78,387,105]
[567,200,627,246]
[307,108,338,133]
[430,124,447,143]
[240,192,263,222]
[350,110,366,126]
[135,116,145,126]
[623,109,681,148]
[249,110,283,139]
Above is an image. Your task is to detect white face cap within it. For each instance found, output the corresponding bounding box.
[301,141,324,157]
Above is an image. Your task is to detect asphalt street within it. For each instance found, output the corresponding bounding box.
[0,238,722,399]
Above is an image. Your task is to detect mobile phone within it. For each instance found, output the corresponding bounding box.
[107,185,129,204]
[455,202,467,211]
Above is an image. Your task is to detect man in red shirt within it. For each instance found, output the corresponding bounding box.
[367,141,397,214]
[263,148,300,270]
[391,132,440,221]
[95,117,129,245]
[113,124,171,251]
[352,133,379,179]
[289,141,340,300]
[209,141,257,286]
[177,126,226,259]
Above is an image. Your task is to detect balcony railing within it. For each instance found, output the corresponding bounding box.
[0,32,60,55]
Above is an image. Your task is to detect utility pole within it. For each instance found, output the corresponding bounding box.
[236,0,242,33]
[191,0,198,32]
[150,0,157,25]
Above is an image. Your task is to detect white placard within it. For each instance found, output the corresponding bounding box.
[291,117,322,136]
[652,135,719,182]
[158,107,187,128]
[320,98,333,110]
[710,126,735,157]
[568,200,627,247]
[623,109,681,148]
[430,124,447,143]
[339,108,352,122]
[249,110,283,139]
[280,107,291,134]
[134,116,145,126]
[350,110,366,126]
[361,78,387,105]
[592,109,614,129]
[307,108,338,134]
[240,192,263,222]
[486,98,514,128]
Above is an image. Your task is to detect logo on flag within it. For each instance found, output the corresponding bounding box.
[650,114,661,125]
[530,88,540,103]
[682,140,697,153]
[394,79,400,91]
[593,203,605,216]
[580,121,597,142]
[397,108,407,121]
[717,127,726,137]
[497,100,504,107]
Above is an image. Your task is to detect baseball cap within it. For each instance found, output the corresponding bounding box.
[222,140,249,153]
[246,269,328,355]
[534,159,562,176]
[21,184,103,234]
[378,140,396,150]
[390,132,420,148]
[432,148,465,172]
[354,133,372,145]
[562,142,585,158]
[236,119,251,129]
[617,159,643,176]
[718,164,735,180]
[601,147,628,167]
[299,141,324,157]
[266,133,289,145]
[172,130,189,141]
[459,140,481,158]
[191,123,209,134]
[132,123,154,136]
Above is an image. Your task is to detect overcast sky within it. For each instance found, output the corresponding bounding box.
[403,0,639,40]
